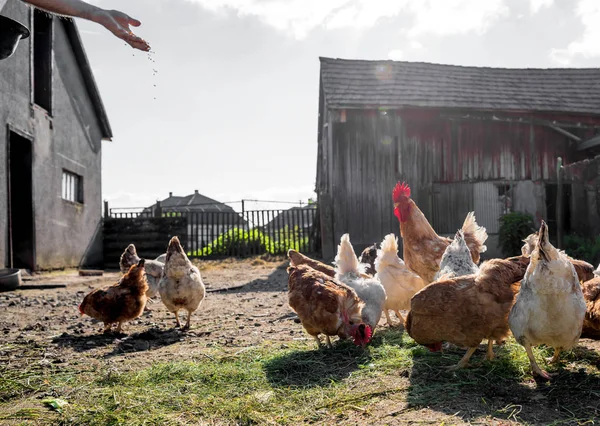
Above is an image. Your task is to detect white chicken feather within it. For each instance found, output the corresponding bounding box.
[509,221,586,380]
[375,233,428,326]
[433,230,480,281]
[334,234,386,331]
[158,236,206,330]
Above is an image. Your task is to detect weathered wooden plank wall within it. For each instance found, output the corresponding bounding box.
[103,217,187,270]
[317,108,598,258]
[563,155,600,236]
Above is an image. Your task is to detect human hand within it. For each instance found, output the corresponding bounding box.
[92,9,150,51]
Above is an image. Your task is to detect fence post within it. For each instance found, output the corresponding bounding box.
[104,200,109,218]
[556,157,564,249]
[155,200,162,218]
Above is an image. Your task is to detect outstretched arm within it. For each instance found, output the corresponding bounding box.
[21,0,150,51]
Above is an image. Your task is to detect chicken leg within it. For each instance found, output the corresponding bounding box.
[115,322,123,334]
[394,310,406,324]
[446,346,478,371]
[312,335,322,348]
[524,341,553,380]
[174,311,182,328]
[325,335,333,349]
[384,310,394,326]
[486,340,495,361]
[182,311,192,330]
[547,348,561,365]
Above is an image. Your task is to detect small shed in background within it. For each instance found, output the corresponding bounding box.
[316,58,600,259]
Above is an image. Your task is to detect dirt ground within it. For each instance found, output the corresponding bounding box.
[0,258,299,367]
[2,258,600,425]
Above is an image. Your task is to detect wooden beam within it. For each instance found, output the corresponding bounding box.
[577,135,600,151]
[546,124,581,142]
[441,112,600,130]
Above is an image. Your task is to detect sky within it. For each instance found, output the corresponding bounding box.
[77,0,600,212]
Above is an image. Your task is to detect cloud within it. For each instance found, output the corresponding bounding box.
[549,0,600,64]
[409,40,423,49]
[529,0,553,14]
[186,0,509,40]
[388,49,404,60]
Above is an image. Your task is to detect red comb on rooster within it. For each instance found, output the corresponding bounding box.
[393,181,411,203]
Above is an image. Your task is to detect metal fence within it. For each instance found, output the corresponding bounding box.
[105,204,321,259]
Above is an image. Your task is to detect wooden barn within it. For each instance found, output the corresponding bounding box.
[316,57,600,259]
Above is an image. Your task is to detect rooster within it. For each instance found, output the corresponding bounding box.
[334,234,386,332]
[405,255,529,369]
[375,233,427,326]
[392,182,488,283]
[288,249,336,277]
[509,221,586,380]
[433,230,480,281]
[159,236,206,330]
[520,232,595,282]
[79,259,148,334]
[287,264,372,348]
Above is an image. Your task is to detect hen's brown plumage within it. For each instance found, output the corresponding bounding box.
[405,255,529,369]
[288,249,336,277]
[79,260,148,333]
[287,264,371,347]
[581,276,600,339]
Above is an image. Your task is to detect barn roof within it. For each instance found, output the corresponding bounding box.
[319,57,600,116]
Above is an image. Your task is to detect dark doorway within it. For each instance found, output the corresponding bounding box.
[545,183,571,236]
[7,131,35,270]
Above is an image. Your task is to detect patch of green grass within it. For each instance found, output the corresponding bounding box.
[1,331,600,425]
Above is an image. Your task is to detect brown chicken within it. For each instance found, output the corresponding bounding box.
[521,232,595,282]
[581,276,600,339]
[79,259,148,333]
[288,249,336,277]
[392,182,488,283]
[405,255,529,369]
[287,264,372,348]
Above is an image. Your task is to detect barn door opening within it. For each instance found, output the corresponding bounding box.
[7,131,35,270]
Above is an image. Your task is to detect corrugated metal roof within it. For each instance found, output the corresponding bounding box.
[319,57,600,116]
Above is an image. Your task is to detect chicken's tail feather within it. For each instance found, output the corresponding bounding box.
[334,234,365,276]
[461,212,488,253]
[375,233,403,273]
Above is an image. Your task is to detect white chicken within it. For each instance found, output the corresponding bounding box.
[334,234,387,332]
[509,221,586,380]
[119,244,165,298]
[159,236,206,330]
[433,230,480,281]
[374,233,428,326]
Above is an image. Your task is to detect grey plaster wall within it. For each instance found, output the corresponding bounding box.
[0,0,104,269]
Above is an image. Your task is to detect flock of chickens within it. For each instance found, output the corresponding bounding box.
[75,181,600,381]
[286,182,600,380]
[78,236,206,332]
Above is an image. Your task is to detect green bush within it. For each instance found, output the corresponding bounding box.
[498,212,536,257]
[563,234,600,266]
[189,226,310,257]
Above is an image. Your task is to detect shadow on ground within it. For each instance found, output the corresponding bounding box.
[51,327,210,356]
[405,341,600,424]
[263,340,372,388]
